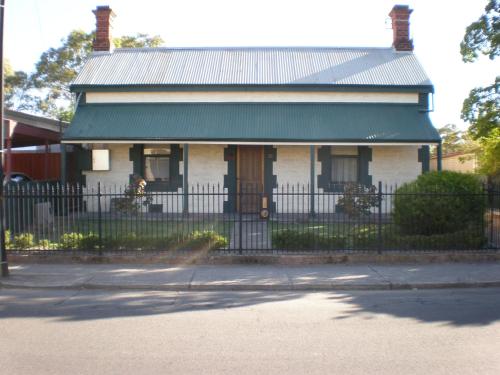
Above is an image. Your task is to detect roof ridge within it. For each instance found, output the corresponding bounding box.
[109,46,401,53]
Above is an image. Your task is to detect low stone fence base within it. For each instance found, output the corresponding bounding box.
[8,250,500,265]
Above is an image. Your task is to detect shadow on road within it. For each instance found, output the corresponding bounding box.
[1,287,500,327]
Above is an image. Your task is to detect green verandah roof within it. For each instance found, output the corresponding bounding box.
[63,103,440,143]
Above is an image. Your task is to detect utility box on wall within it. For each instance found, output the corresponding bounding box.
[92,149,110,171]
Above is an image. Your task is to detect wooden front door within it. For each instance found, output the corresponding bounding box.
[237,146,264,213]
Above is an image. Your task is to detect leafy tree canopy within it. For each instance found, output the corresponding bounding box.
[477,128,500,178]
[6,30,163,121]
[460,0,500,62]
[3,59,30,110]
[461,77,500,140]
[459,0,499,180]
[437,124,478,156]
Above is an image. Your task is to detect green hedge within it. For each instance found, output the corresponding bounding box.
[351,225,485,250]
[272,230,345,250]
[6,230,228,251]
[394,171,485,235]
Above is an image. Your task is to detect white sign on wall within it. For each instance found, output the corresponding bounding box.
[92,149,110,171]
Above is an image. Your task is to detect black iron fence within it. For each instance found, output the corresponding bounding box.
[3,181,500,253]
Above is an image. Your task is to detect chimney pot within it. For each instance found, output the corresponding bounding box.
[92,6,116,52]
[389,4,414,52]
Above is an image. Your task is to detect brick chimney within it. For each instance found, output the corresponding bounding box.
[389,5,413,51]
[92,6,116,52]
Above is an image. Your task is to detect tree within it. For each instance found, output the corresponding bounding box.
[477,128,500,178]
[113,33,164,49]
[461,77,499,140]
[460,0,499,62]
[439,124,463,154]
[3,59,31,110]
[460,0,499,178]
[460,0,499,141]
[435,124,478,156]
[8,30,164,121]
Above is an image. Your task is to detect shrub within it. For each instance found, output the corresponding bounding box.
[272,229,345,250]
[393,171,485,235]
[59,232,84,249]
[101,231,228,251]
[114,176,153,214]
[180,231,228,250]
[348,224,485,250]
[13,233,35,250]
[385,228,486,250]
[80,233,100,250]
[337,183,379,218]
[59,232,100,250]
[37,239,58,250]
[4,230,11,249]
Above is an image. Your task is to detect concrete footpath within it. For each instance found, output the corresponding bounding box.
[2,262,500,291]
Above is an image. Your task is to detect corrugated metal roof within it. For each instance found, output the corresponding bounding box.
[71,47,432,88]
[63,103,440,143]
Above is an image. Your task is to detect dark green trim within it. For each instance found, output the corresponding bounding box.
[317,146,332,191]
[129,144,144,182]
[65,102,441,143]
[418,93,429,109]
[223,145,237,213]
[418,145,430,173]
[167,144,183,191]
[65,138,442,144]
[358,146,372,186]
[264,146,277,213]
[71,83,434,94]
[129,144,182,192]
[78,92,87,105]
[74,146,91,186]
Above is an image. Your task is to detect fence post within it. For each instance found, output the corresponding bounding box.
[97,182,103,255]
[0,171,8,277]
[377,181,383,254]
[488,184,494,247]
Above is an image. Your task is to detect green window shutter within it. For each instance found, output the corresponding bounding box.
[76,147,92,171]
[169,144,183,190]
[74,146,91,185]
[418,145,430,173]
[317,146,332,190]
[223,145,237,213]
[129,144,144,182]
[358,146,372,187]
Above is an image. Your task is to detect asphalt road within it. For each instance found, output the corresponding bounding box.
[1,287,500,375]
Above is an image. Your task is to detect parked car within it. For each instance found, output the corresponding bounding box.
[9,173,33,183]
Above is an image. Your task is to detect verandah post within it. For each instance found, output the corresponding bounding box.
[183,144,189,213]
[310,145,315,216]
[377,181,383,254]
[437,142,443,172]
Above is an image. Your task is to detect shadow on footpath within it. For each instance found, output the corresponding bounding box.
[1,287,500,327]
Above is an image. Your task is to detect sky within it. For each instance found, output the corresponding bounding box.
[4,0,498,130]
